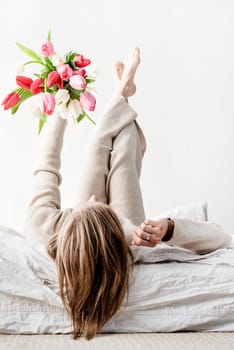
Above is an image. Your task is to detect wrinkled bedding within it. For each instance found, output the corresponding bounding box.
[0,223,234,334]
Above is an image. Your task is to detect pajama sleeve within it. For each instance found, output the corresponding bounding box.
[167,218,232,253]
[24,114,72,245]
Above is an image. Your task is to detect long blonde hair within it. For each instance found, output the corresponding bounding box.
[47,203,133,340]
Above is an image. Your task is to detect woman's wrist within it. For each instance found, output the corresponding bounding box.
[161,218,175,242]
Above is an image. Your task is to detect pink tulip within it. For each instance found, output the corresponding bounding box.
[73,68,86,76]
[57,64,73,80]
[80,91,96,111]
[42,93,56,115]
[40,41,54,57]
[69,75,86,90]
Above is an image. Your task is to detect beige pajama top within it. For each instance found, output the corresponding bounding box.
[24,95,232,256]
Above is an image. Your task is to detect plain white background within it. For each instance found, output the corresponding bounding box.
[0,0,233,233]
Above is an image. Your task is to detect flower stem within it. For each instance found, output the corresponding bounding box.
[44,78,47,93]
[86,114,96,125]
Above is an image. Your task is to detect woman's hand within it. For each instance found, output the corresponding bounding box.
[131,218,169,247]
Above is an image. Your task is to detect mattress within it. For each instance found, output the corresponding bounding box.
[0,221,234,335]
[1,333,234,350]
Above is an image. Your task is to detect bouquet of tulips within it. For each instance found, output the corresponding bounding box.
[1,31,96,133]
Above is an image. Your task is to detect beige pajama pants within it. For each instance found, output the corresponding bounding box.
[75,93,146,226]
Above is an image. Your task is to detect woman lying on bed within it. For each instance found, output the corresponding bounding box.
[24,48,232,340]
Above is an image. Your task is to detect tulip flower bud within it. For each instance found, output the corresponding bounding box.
[69,75,86,90]
[57,64,73,80]
[31,105,42,119]
[40,41,54,57]
[73,68,86,76]
[80,91,96,111]
[42,93,56,115]
[74,54,91,68]
[55,89,70,104]
[57,103,70,119]
[51,53,65,67]
[47,71,61,88]
[31,78,44,95]
[68,99,82,118]
[11,63,24,76]
[1,92,20,110]
[85,64,97,79]
[16,76,33,90]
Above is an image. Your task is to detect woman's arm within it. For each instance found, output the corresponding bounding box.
[169,218,232,253]
[131,217,232,253]
[24,114,72,244]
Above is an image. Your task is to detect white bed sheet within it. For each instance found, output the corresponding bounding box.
[0,223,234,335]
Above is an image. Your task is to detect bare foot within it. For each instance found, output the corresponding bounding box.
[119,48,140,98]
[113,60,125,87]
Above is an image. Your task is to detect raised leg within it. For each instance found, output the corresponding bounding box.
[75,93,139,206]
[74,48,146,226]
[106,120,146,225]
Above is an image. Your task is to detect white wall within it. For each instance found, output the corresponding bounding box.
[0,0,233,233]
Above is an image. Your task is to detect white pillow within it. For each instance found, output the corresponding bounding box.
[153,201,208,221]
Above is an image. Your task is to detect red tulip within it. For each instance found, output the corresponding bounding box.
[57,79,63,89]
[74,54,91,68]
[1,92,20,110]
[16,75,33,90]
[31,78,44,95]
[47,71,61,88]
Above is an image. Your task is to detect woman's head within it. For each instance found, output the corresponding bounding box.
[47,202,133,340]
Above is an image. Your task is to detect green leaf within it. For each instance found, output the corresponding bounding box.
[67,86,82,100]
[47,30,51,41]
[65,51,77,63]
[76,110,96,125]
[34,73,42,78]
[11,103,20,114]
[76,112,86,123]
[69,61,77,70]
[40,66,52,79]
[44,57,55,71]
[38,113,47,134]
[85,78,95,84]
[17,87,34,99]
[11,88,34,115]
[23,60,45,67]
[16,42,44,64]
[50,85,59,93]
[83,110,96,125]
[65,51,77,69]
[38,119,44,134]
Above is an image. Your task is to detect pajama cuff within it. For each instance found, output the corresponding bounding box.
[162,218,175,242]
